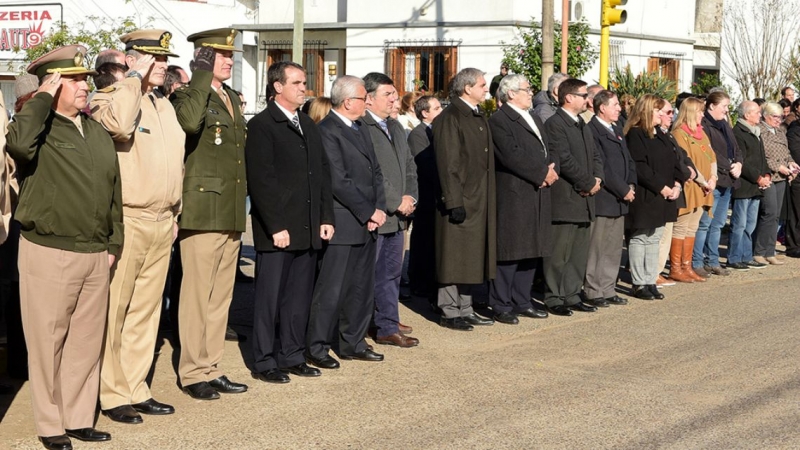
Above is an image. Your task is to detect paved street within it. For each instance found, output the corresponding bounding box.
[1,230,799,449]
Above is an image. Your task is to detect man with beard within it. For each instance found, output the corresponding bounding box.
[91,29,185,423]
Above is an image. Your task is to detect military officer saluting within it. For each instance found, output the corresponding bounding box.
[171,28,248,400]
[7,45,122,450]
[90,29,185,423]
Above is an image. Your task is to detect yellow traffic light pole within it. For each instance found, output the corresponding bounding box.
[600,0,627,88]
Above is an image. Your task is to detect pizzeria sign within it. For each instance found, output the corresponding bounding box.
[0,3,63,57]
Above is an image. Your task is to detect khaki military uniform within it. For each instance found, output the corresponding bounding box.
[171,67,247,387]
[91,75,185,410]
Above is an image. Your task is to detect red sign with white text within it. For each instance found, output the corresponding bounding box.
[0,3,62,56]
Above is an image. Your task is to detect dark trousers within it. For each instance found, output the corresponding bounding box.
[306,240,376,358]
[489,259,536,313]
[374,232,403,336]
[784,181,800,252]
[543,222,591,307]
[408,209,436,295]
[252,249,316,372]
[755,181,786,257]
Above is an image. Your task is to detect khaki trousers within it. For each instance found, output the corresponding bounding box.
[658,222,674,274]
[18,237,109,437]
[178,230,241,386]
[100,216,174,409]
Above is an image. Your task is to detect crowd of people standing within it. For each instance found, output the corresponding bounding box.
[1,28,799,450]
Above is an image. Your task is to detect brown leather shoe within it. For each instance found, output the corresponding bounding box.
[375,332,419,348]
[398,323,413,334]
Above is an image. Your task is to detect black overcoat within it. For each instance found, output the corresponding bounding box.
[625,127,684,229]
[544,108,604,223]
[245,101,334,252]
[489,104,554,261]
[588,117,637,218]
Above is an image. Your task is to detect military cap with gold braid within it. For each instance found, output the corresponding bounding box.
[121,29,180,57]
[27,44,98,80]
[187,28,242,52]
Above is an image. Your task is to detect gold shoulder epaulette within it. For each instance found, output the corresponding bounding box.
[97,86,116,93]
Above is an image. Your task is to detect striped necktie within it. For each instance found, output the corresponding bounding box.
[291,115,303,135]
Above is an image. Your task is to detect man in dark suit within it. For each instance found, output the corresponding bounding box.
[361,73,419,348]
[306,75,387,368]
[488,74,557,325]
[584,90,636,308]
[433,68,496,331]
[542,78,604,316]
[407,96,443,299]
[245,61,335,384]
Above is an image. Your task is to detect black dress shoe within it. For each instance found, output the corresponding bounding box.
[252,368,290,384]
[568,302,598,312]
[462,312,494,326]
[604,295,628,305]
[493,311,519,325]
[102,404,143,424]
[225,325,246,342]
[647,285,665,300]
[132,398,175,415]
[182,381,220,400]
[516,307,548,318]
[632,285,655,300]
[583,297,610,308]
[439,317,474,331]
[546,304,573,316]
[340,349,384,362]
[39,435,72,450]
[209,375,248,393]
[282,362,322,377]
[305,353,340,369]
[65,428,111,442]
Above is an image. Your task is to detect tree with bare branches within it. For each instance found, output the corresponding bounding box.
[722,0,800,100]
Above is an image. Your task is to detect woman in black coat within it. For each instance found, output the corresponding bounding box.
[624,94,685,300]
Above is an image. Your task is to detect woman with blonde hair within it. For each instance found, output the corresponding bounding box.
[307,96,332,124]
[668,97,716,282]
[397,91,421,132]
[624,94,688,300]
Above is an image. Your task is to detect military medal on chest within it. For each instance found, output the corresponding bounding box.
[215,126,222,145]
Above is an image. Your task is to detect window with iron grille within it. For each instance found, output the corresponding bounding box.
[383,39,461,97]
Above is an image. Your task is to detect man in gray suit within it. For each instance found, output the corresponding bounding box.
[362,72,419,348]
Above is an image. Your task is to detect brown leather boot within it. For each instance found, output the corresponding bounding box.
[684,237,706,282]
[668,238,694,283]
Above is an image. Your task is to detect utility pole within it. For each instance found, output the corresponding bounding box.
[599,0,627,87]
[542,0,554,89]
[560,0,568,73]
[293,0,304,64]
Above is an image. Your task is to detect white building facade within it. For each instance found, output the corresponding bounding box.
[237,0,722,110]
[0,0,722,116]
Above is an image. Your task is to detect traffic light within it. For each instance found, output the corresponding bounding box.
[602,0,627,27]
[599,0,627,88]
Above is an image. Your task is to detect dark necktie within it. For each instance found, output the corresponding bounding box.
[291,115,303,135]
[351,121,360,131]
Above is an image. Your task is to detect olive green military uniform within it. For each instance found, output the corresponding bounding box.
[6,45,123,438]
[91,29,186,412]
[171,29,247,387]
